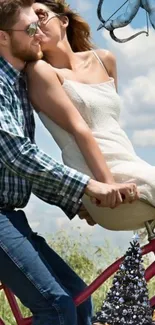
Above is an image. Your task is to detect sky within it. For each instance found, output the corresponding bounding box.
[24,0,155,253]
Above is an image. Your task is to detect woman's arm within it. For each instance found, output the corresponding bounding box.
[27,60,114,184]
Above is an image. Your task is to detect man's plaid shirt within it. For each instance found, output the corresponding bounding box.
[0,57,89,219]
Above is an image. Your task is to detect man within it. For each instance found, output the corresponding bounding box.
[0,0,138,324]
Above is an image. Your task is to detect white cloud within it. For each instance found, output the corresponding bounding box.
[76,0,92,12]
[132,129,155,147]
[55,215,94,233]
[102,26,155,134]
[29,221,40,229]
[122,73,155,113]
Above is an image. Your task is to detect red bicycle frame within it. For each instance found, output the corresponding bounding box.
[1,221,155,325]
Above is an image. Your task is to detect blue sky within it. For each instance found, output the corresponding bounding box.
[73,0,149,45]
[25,0,155,253]
[71,0,155,163]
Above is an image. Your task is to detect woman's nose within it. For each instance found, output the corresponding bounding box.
[35,26,45,40]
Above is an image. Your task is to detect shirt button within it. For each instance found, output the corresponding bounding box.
[72,197,78,202]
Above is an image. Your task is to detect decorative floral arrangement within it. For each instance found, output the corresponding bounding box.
[93,235,155,325]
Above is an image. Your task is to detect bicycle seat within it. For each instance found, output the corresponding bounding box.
[82,195,155,231]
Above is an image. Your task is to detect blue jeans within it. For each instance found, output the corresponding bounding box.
[0,210,92,325]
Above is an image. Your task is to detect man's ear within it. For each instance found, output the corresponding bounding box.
[0,31,10,46]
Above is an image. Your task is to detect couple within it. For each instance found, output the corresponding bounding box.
[27,0,155,230]
[0,1,154,325]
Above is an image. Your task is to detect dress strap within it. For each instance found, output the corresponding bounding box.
[92,50,105,68]
[92,50,109,76]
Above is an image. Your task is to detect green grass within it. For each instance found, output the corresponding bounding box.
[0,230,155,324]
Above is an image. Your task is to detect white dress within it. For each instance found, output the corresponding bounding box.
[38,52,155,231]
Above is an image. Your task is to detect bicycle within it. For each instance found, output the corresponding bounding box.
[0,220,155,325]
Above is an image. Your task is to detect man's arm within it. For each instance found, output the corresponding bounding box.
[0,80,89,219]
[0,79,139,218]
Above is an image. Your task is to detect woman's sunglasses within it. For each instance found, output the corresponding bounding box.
[2,21,40,38]
[35,9,62,26]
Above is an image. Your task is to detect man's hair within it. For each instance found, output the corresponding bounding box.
[0,0,34,30]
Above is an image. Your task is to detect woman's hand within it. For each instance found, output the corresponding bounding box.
[116,182,139,204]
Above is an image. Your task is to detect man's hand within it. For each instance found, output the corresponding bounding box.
[78,204,96,226]
[84,179,139,209]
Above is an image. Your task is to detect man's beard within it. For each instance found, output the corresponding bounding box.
[10,37,43,62]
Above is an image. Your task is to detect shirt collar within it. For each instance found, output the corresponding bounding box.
[0,56,21,85]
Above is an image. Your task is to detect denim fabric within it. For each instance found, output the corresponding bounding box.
[0,210,92,325]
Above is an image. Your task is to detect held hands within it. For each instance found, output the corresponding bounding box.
[85,179,139,209]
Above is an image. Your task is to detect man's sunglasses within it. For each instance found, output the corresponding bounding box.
[2,21,40,37]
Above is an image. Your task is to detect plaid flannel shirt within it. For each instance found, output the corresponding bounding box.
[0,57,89,219]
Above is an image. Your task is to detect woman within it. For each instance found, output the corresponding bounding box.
[27,0,155,231]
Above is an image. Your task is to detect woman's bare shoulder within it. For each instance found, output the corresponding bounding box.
[94,49,117,78]
[26,60,53,76]
[26,60,64,84]
[95,49,116,64]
